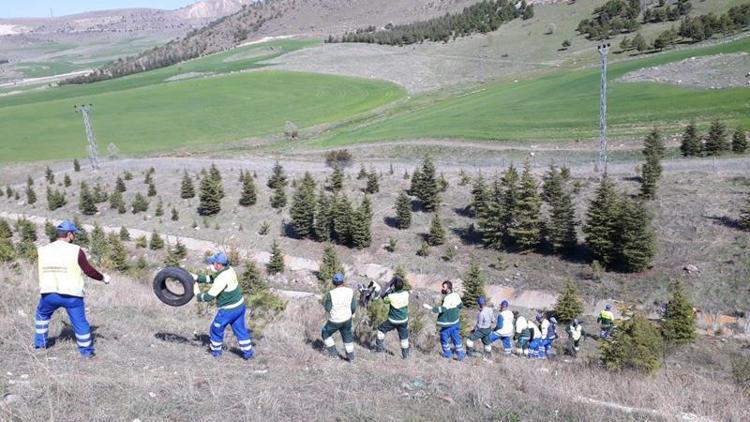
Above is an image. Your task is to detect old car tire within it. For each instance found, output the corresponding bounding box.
[153,267,195,307]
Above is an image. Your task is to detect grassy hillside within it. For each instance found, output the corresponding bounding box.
[0,41,403,162]
[312,36,750,147]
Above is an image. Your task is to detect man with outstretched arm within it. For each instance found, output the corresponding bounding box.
[192,252,254,360]
[34,220,111,358]
[321,273,357,361]
[423,281,465,361]
[374,276,410,359]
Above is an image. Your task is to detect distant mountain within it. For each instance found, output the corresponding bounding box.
[178,0,254,19]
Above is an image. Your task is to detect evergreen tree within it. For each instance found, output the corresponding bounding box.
[365,170,379,194]
[732,127,747,154]
[541,165,563,205]
[240,260,266,295]
[45,167,54,184]
[583,178,620,266]
[115,176,127,193]
[119,226,130,241]
[632,33,647,52]
[267,161,287,189]
[427,213,446,246]
[173,238,187,259]
[704,119,729,155]
[131,193,149,214]
[46,187,66,211]
[73,159,81,172]
[147,181,157,197]
[0,219,12,239]
[72,217,88,247]
[554,280,584,323]
[63,174,72,187]
[512,161,542,250]
[481,165,519,250]
[109,189,125,213]
[171,207,179,221]
[462,258,486,308]
[469,173,491,218]
[680,121,702,157]
[740,194,750,231]
[208,164,225,199]
[44,220,56,242]
[267,239,285,274]
[89,223,108,260]
[330,166,344,192]
[78,182,98,216]
[332,194,354,245]
[155,199,164,217]
[351,196,373,249]
[617,195,656,272]
[290,172,317,238]
[318,244,344,287]
[238,171,257,207]
[357,164,368,180]
[439,173,449,192]
[197,173,222,216]
[108,234,129,272]
[5,186,12,199]
[415,157,440,212]
[180,170,195,199]
[661,281,696,346]
[164,246,181,267]
[640,128,664,199]
[314,189,333,242]
[25,183,37,205]
[149,230,164,250]
[548,189,578,254]
[600,314,663,374]
[395,192,412,229]
[92,183,108,203]
[408,167,422,196]
[270,182,287,209]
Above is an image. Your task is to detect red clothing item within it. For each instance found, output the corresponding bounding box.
[78,249,104,281]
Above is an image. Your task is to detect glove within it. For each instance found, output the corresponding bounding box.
[422,303,433,310]
[190,273,198,281]
[103,274,111,285]
[193,282,201,296]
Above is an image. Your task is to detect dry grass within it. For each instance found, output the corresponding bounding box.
[1,263,748,421]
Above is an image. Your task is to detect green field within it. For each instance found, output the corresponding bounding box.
[0,40,404,161]
[313,37,750,147]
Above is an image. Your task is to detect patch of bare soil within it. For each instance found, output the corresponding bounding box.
[619,52,750,89]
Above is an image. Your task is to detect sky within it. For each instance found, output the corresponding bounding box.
[0,1,198,18]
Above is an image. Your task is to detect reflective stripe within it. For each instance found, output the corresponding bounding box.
[210,345,222,351]
[219,297,245,310]
[437,318,460,327]
[343,342,354,353]
[238,339,252,346]
[210,341,222,347]
[400,339,409,349]
[323,337,335,347]
[36,329,48,334]
[466,339,474,348]
[35,320,50,326]
[77,340,92,347]
[388,317,408,324]
[240,345,253,351]
[484,345,492,352]
[75,333,91,340]
[376,331,385,340]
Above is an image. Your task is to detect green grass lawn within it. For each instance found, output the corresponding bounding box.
[312,36,750,147]
[0,70,403,161]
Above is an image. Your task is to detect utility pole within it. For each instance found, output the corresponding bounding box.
[74,104,100,170]
[597,43,610,178]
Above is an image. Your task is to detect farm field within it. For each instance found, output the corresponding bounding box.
[312,36,750,147]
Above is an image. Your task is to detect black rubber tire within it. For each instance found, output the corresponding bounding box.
[153,267,195,307]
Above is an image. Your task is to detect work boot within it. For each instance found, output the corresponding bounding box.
[374,339,385,353]
[466,348,476,358]
[401,347,410,360]
[346,352,355,362]
[326,346,338,358]
[455,350,466,361]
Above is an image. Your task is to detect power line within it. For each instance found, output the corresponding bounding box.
[74,104,100,171]
[597,43,610,178]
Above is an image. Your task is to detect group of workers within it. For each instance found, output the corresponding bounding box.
[33,220,615,362]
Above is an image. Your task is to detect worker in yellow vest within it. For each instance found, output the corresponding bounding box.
[34,220,111,358]
[597,304,615,339]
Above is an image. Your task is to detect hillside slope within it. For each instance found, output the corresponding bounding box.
[0,263,747,420]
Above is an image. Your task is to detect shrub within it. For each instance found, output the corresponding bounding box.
[149,230,164,250]
[554,280,584,323]
[246,290,287,338]
[661,281,696,346]
[267,239,284,274]
[600,313,663,375]
[325,149,353,168]
[462,258,486,308]
[0,239,15,263]
[732,356,750,392]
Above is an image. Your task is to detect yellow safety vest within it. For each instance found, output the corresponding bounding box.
[38,240,85,297]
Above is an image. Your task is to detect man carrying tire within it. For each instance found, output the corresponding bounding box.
[321,273,357,362]
[34,220,111,358]
[192,252,253,360]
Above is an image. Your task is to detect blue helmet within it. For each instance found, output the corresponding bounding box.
[477,296,487,307]
[332,273,345,285]
[207,252,229,265]
[573,319,580,325]
[535,313,544,322]
[500,300,509,309]
[550,317,557,324]
[56,220,80,234]
[604,303,612,311]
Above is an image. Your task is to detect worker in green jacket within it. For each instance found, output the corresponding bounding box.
[423,281,465,361]
[321,273,357,361]
[374,276,410,359]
